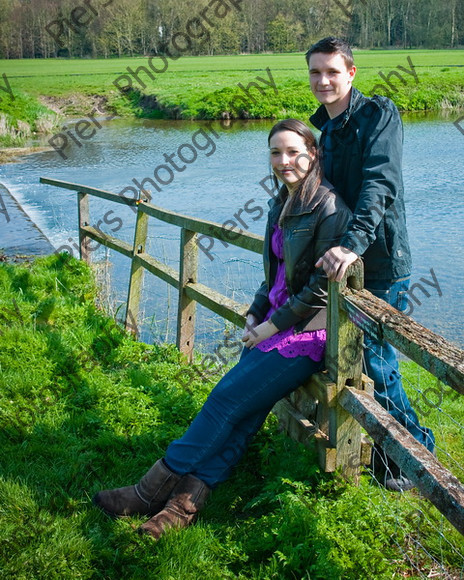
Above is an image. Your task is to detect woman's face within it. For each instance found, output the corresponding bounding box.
[269,130,312,192]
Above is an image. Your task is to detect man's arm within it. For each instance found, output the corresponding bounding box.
[340,101,403,255]
[318,100,403,281]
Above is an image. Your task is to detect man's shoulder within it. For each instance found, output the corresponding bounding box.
[310,104,329,130]
[351,88,400,124]
[310,88,400,131]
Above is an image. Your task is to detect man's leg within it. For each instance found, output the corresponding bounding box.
[364,277,435,489]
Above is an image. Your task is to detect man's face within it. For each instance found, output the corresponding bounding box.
[308,52,356,116]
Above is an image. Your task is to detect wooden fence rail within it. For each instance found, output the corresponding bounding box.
[40,177,464,535]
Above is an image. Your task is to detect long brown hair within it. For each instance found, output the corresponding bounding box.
[268,119,323,222]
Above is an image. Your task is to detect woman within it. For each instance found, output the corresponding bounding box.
[93,119,352,539]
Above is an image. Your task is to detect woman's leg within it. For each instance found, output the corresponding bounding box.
[165,347,322,487]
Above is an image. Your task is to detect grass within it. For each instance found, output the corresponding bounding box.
[0,50,463,146]
[0,253,463,579]
[0,90,60,147]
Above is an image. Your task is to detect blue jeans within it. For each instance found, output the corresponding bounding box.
[363,277,435,452]
[165,347,322,487]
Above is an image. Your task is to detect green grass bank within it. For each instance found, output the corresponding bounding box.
[0,254,463,579]
[1,50,464,148]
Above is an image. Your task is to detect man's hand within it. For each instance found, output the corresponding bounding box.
[242,319,278,349]
[315,246,358,282]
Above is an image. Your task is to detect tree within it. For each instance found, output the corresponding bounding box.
[240,0,269,53]
[267,13,303,52]
[0,0,462,58]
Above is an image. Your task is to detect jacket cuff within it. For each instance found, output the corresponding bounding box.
[340,231,368,256]
[247,294,269,322]
[270,305,303,330]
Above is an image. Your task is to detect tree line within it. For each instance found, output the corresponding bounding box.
[0,0,462,59]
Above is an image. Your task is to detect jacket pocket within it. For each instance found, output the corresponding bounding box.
[376,220,391,258]
[291,226,314,237]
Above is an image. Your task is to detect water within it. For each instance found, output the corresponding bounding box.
[0,114,463,350]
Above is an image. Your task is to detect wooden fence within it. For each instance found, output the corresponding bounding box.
[40,177,464,536]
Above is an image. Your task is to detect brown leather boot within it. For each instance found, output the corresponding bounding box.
[92,459,181,517]
[138,474,211,540]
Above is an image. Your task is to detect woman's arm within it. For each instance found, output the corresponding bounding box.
[242,317,278,349]
[245,210,273,324]
[270,205,351,331]
[246,280,271,324]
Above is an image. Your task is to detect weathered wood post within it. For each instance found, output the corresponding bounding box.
[78,192,90,263]
[177,228,198,362]
[325,259,365,481]
[125,202,148,336]
[272,259,372,478]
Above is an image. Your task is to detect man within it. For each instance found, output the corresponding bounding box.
[306,37,435,491]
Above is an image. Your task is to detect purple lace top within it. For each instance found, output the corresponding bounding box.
[256,224,326,361]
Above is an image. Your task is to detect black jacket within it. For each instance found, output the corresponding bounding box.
[247,179,352,332]
[310,87,412,281]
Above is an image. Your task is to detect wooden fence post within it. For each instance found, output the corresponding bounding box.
[78,192,90,263]
[125,203,148,336]
[177,228,198,362]
[325,259,365,481]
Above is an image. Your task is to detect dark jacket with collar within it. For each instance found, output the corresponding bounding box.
[310,87,412,281]
[247,178,352,332]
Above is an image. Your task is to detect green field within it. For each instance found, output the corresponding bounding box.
[0,254,463,579]
[0,50,463,144]
[2,50,464,99]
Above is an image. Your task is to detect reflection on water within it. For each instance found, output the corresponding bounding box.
[0,115,463,350]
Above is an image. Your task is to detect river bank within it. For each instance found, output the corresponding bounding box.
[0,146,52,164]
[1,51,464,148]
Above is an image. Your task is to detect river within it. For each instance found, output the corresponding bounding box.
[0,114,463,351]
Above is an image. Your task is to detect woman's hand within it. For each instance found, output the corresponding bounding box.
[242,313,259,340]
[242,319,278,349]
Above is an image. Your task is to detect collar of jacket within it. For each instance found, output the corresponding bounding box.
[267,178,332,219]
[310,87,363,131]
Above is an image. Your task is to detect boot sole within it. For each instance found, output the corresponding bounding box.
[92,493,161,519]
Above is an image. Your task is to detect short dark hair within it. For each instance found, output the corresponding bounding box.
[305,37,354,69]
